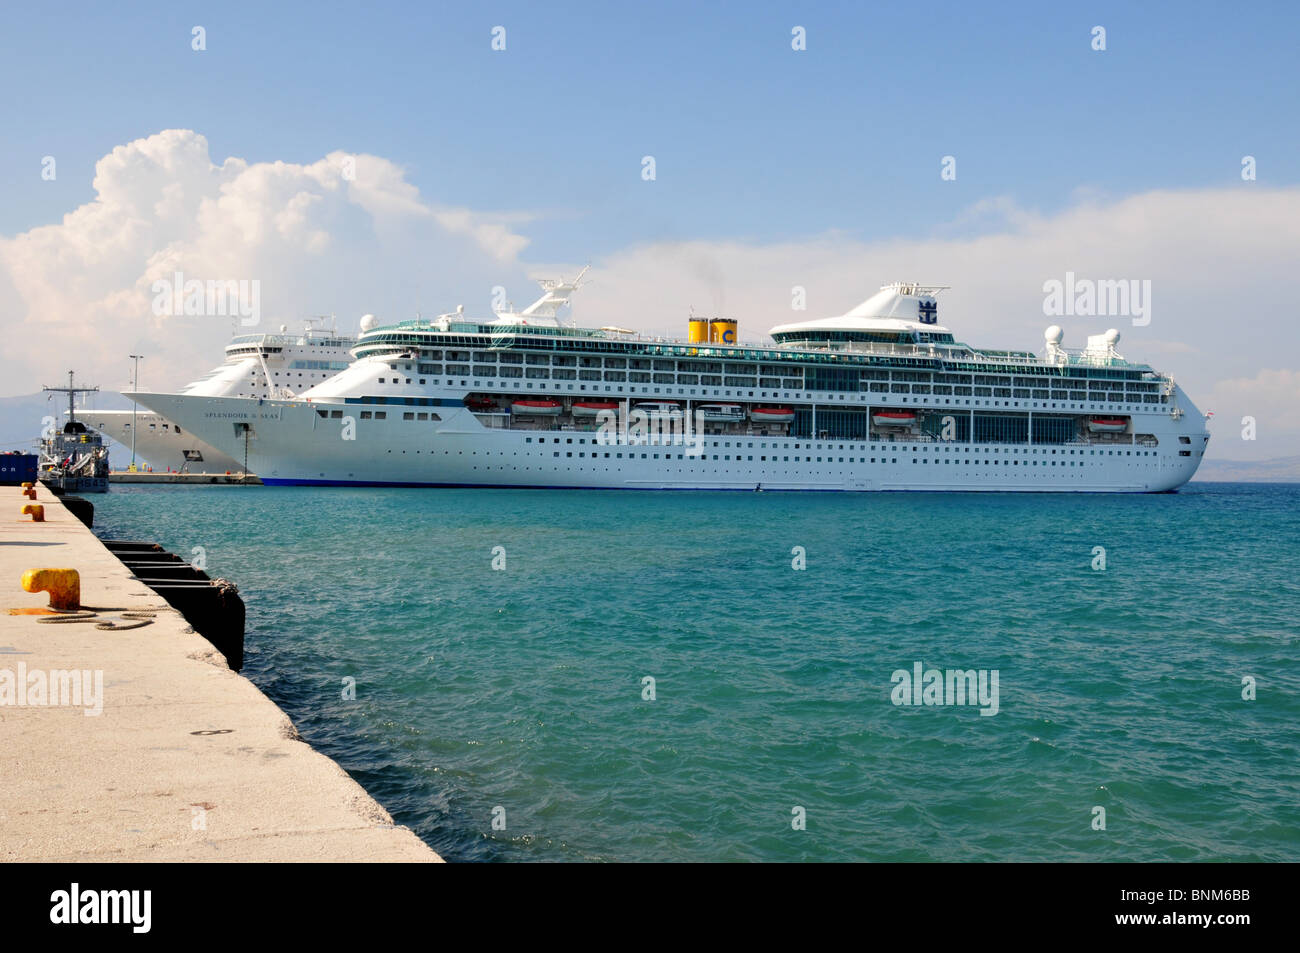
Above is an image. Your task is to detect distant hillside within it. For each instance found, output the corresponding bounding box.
[0,391,135,455]
[1194,456,1300,483]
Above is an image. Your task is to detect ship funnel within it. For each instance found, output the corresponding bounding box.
[709,318,737,345]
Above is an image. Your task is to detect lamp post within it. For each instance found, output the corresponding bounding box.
[129,354,143,469]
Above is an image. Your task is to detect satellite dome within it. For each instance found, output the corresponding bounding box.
[279,323,287,333]
[1104,328,1121,345]
[359,314,377,332]
[1044,325,1064,345]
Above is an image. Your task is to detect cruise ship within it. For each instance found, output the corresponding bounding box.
[90,319,356,472]
[129,280,1211,492]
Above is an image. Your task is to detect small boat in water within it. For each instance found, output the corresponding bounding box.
[511,399,563,416]
[39,371,110,493]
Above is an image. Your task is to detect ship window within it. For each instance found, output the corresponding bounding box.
[316,410,327,418]
[330,410,343,419]
[403,412,414,420]
[360,411,371,419]
[375,412,386,419]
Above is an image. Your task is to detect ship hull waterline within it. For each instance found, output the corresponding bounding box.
[127,393,1206,494]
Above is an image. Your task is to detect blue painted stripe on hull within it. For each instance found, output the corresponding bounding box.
[259,477,818,490]
[259,477,1169,493]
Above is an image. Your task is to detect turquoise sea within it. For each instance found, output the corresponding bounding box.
[93,482,1300,862]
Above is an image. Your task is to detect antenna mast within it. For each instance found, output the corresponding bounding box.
[43,370,99,424]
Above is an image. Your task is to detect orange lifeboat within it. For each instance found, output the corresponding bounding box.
[510,399,563,416]
[1088,417,1128,433]
[872,411,916,427]
[571,401,619,418]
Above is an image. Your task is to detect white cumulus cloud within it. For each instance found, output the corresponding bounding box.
[0,129,535,394]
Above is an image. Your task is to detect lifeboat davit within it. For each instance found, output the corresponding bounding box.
[698,403,744,421]
[1088,417,1128,433]
[872,411,916,427]
[511,399,563,416]
[749,407,795,424]
[571,401,619,418]
[634,401,683,418]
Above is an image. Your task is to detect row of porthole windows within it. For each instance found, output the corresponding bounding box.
[521,435,1161,457]
[403,447,1161,467]
[374,373,1161,412]
[374,449,1164,470]
[313,413,1166,457]
[333,421,1169,460]
[539,452,1147,465]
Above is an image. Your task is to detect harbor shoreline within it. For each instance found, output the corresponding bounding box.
[0,485,440,862]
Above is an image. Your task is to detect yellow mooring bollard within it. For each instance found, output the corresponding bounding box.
[22,487,36,500]
[21,568,81,610]
[21,503,45,522]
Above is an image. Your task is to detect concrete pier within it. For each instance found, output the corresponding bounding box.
[0,486,440,862]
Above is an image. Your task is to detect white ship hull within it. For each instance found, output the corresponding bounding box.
[125,278,1212,493]
[86,324,355,474]
[87,409,245,473]
[130,391,1208,493]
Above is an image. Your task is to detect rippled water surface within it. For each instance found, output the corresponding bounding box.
[93,482,1300,861]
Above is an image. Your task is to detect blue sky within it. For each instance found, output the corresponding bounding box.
[3,0,1297,258]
